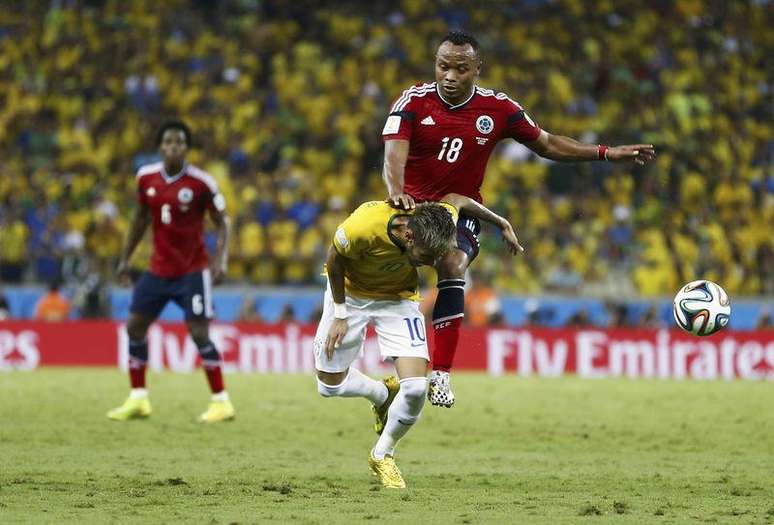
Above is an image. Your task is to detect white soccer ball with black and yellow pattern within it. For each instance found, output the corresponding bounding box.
[672,280,731,336]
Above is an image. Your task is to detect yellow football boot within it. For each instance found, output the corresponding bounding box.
[372,376,400,435]
[107,396,152,421]
[197,400,235,423]
[368,451,407,489]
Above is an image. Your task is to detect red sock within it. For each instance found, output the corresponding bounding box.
[432,317,462,372]
[203,364,225,394]
[129,358,147,388]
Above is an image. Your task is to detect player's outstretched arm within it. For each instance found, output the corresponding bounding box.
[382,139,415,210]
[441,193,524,255]
[526,130,656,166]
[116,203,151,282]
[208,207,231,284]
[324,245,349,358]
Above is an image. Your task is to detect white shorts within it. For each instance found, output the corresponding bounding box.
[314,289,430,373]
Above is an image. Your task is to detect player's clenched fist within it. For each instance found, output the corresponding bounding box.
[325,319,348,359]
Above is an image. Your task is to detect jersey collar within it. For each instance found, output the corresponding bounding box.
[161,163,187,184]
[435,83,477,110]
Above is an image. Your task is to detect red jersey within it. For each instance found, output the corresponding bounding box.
[136,162,225,278]
[382,82,541,203]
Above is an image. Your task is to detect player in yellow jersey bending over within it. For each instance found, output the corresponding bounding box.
[314,193,522,488]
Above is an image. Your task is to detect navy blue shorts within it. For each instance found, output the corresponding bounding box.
[456,213,481,262]
[129,270,214,321]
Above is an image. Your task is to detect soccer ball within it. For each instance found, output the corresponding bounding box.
[672,280,731,336]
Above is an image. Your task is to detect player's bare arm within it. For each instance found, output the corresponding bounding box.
[383,139,414,210]
[526,130,656,166]
[324,245,348,358]
[208,207,230,284]
[116,203,151,282]
[442,193,524,254]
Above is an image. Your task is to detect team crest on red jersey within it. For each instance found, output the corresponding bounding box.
[177,187,193,212]
[475,115,494,134]
[178,187,194,204]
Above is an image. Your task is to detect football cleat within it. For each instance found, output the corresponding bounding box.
[107,396,152,421]
[428,370,455,408]
[372,376,400,435]
[197,400,236,423]
[368,451,406,489]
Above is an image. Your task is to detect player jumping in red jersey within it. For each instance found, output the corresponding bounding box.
[382,31,656,407]
[107,121,234,423]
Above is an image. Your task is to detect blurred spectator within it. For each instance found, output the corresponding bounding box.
[279,304,297,324]
[0,210,28,283]
[607,302,630,328]
[545,256,582,294]
[607,205,634,263]
[639,305,661,329]
[464,277,502,327]
[756,309,772,330]
[567,309,591,327]
[524,299,555,327]
[0,290,10,320]
[238,294,264,323]
[34,281,71,321]
[76,274,111,319]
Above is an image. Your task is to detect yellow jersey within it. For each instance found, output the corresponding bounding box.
[330,201,458,301]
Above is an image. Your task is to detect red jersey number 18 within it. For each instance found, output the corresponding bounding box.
[438,137,463,163]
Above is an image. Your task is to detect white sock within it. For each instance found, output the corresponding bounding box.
[212,391,229,402]
[317,368,388,406]
[129,388,148,399]
[373,377,427,459]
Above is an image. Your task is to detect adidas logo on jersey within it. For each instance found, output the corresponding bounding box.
[420,116,436,125]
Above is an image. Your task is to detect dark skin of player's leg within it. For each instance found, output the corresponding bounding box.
[126,312,154,342]
[186,318,211,347]
[435,247,470,285]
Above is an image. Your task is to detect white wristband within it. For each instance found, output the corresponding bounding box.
[333,302,348,319]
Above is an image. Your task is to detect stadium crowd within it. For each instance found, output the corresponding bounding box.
[0,1,771,307]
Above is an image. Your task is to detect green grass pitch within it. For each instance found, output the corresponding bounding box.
[1,369,773,524]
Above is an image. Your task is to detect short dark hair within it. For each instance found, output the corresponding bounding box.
[156,120,192,147]
[408,203,457,259]
[440,30,480,53]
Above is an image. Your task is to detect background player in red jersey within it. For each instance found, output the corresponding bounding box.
[107,121,234,423]
[382,31,656,407]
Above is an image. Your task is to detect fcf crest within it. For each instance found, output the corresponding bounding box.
[476,115,494,134]
[177,188,193,204]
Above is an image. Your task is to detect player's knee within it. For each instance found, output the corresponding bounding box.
[192,334,211,349]
[126,323,148,342]
[188,326,210,348]
[435,250,468,279]
[399,377,428,408]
